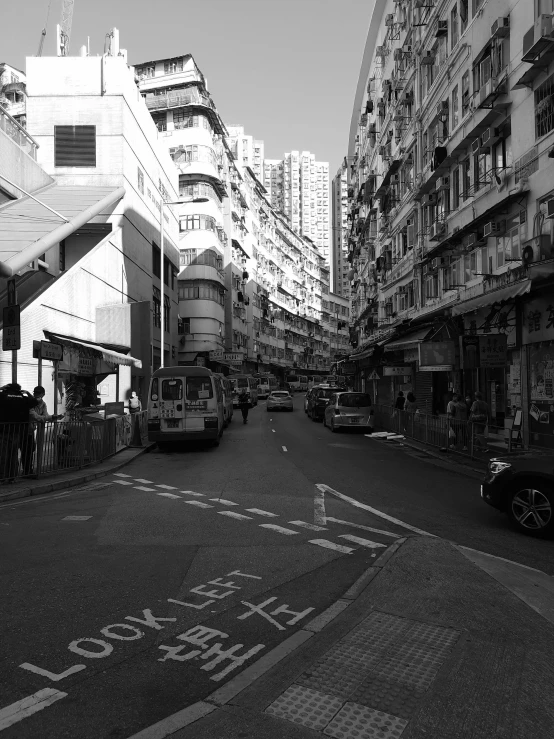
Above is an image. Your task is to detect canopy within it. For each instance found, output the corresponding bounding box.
[451,280,532,316]
[47,333,142,368]
[384,327,433,351]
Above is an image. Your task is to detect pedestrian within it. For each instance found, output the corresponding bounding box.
[0,383,38,483]
[405,392,417,412]
[238,388,250,424]
[469,391,489,451]
[394,390,405,410]
[446,393,467,449]
[21,386,62,476]
[128,391,142,414]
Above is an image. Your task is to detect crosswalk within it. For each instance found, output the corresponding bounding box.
[111,473,403,555]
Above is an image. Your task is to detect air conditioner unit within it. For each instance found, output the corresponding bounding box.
[471,138,481,155]
[421,51,436,65]
[491,17,510,38]
[436,176,450,191]
[421,192,437,206]
[431,258,440,270]
[385,13,395,25]
[522,235,553,264]
[435,20,448,37]
[390,173,400,184]
[546,198,554,219]
[483,220,506,237]
[429,222,446,241]
[437,100,449,117]
[402,45,413,55]
[480,127,501,149]
[467,233,479,248]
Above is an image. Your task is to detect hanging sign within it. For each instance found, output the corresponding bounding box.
[383,366,411,376]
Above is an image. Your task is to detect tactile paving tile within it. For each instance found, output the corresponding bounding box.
[371,656,443,692]
[324,702,408,739]
[350,677,426,720]
[265,684,343,730]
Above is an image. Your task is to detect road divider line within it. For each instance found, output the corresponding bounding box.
[259,524,299,535]
[246,508,279,518]
[113,480,133,485]
[209,498,239,506]
[0,689,67,731]
[314,486,326,526]
[288,521,327,532]
[157,493,182,500]
[339,534,387,549]
[308,539,354,554]
[182,500,213,508]
[218,511,252,520]
[180,491,204,496]
[113,473,132,478]
[326,517,401,539]
[134,486,156,492]
[134,479,153,484]
[315,483,436,538]
[156,485,178,490]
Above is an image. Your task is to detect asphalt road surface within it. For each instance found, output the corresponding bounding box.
[1,393,552,738]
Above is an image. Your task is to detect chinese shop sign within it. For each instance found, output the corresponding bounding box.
[523,297,554,344]
[460,334,507,368]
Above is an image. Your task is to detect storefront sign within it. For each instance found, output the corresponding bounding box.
[78,356,95,375]
[479,334,507,367]
[195,357,206,367]
[419,341,456,368]
[522,296,554,344]
[403,348,419,363]
[224,353,244,362]
[383,366,411,376]
[209,350,224,360]
[418,365,454,372]
[340,362,356,375]
[230,360,243,367]
[33,340,63,361]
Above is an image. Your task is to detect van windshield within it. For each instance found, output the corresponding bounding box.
[339,393,372,407]
[234,378,249,388]
[186,377,213,400]
[161,379,183,400]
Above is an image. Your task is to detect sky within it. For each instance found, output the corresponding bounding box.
[2,0,370,175]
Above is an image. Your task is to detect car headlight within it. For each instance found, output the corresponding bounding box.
[488,461,512,475]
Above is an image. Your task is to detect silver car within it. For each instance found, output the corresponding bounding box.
[267,391,294,412]
[324,391,373,432]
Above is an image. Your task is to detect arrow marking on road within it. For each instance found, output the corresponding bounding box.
[314,487,326,526]
[315,484,435,537]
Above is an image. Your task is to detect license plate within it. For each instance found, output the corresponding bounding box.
[165,419,180,428]
[350,418,361,424]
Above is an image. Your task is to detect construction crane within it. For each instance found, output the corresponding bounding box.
[57,0,75,56]
[36,0,52,56]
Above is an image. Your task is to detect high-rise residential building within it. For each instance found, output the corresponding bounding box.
[263,151,330,258]
[226,125,264,182]
[0,62,27,127]
[331,160,350,300]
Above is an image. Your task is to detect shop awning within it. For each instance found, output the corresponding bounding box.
[351,338,389,361]
[384,327,433,351]
[0,184,125,277]
[451,280,532,316]
[179,352,198,363]
[48,334,142,368]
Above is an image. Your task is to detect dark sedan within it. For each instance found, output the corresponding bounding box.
[481,453,554,537]
[307,385,341,421]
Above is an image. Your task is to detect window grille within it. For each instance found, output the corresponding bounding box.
[535,75,554,138]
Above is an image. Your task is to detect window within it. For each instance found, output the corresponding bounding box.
[163,294,170,331]
[186,376,213,400]
[451,5,459,49]
[452,166,460,210]
[152,113,167,132]
[178,316,191,334]
[152,243,161,278]
[153,287,161,328]
[461,71,470,116]
[179,214,218,232]
[460,0,469,33]
[137,167,144,195]
[162,379,182,400]
[179,181,220,203]
[164,59,183,74]
[452,86,459,129]
[535,74,554,138]
[179,248,222,269]
[461,158,471,199]
[59,240,66,272]
[178,280,225,305]
[54,125,96,167]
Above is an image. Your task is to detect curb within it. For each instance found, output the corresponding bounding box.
[0,443,156,504]
[127,537,408,739]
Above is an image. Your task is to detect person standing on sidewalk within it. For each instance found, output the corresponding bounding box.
[0,383,38,482]
[469,391,489,451]
[405,392,417,412]
[394,391,405,410]
[21,386,62,476]
[128,391,142,414]
[238,388,250,424]
[447,393,467,450]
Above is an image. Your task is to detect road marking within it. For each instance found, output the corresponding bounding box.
[183,500,213,508]
[113,480,133,485]
[339,534,387,549]
[134,479,153,484]
[62,516,92,521]
[113,473,132,478]
[326,517,401,539]
[271,429,276,433]
[245,508,279,517]
[315,484,435,538]
[0,689,67,731]
[314,486,326,526]
[289,520,327,531]
[308,539,354,554]
[156,484,178,490]
[134,486,156,492]
[218,511,253,520]
[180,491,204,496]
[259,524,299,535]
[157,492,182,500]
[209,498,239,506]
[282,446,288,452]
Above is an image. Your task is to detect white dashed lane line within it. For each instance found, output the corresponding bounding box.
[0,689,67,731]
[180,491,204,496]
[218,511,253,521]
[134,478,153,484]
[158,493,183,500]
[113,473,132,478]
[259,524,299,536]
[289,520,328,532]
[209,498,239,506]
[245,508,279,518]
[134,486,156,492]
[183,500,213,508]
[156,484,178,490]
[309,539,355,554]
[113,480,133,485]
[339,534,387,549]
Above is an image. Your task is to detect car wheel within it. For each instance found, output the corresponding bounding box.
[331,419,339,433]
[507,481,554,537]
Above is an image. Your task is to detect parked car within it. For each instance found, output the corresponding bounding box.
[481,453,554,537]
[267,391,294,412]
[323,392,373,433]
[306,385,341,421]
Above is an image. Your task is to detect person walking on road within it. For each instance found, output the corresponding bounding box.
[469,391,489,451]
[0,383,38,482]
[238,388,250,424]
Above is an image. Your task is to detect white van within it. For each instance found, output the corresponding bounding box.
[148,366,224,448]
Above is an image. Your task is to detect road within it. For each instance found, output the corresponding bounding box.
[1,393,552,738]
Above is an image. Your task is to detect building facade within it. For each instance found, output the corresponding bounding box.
[331,159,350,299]
[263,151,330,257]
[227,126,264,182]
[346,0,554,446]
[0,63,27,127]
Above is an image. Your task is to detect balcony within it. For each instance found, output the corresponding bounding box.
[143,89,225,134]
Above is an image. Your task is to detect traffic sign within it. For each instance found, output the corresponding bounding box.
[2,305,21,351]
[367,369,380,381]
[7,278,17,306]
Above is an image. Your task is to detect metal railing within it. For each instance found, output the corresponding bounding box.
[0,105,38,159]
[0,411,148,484]
[372,404,531,460]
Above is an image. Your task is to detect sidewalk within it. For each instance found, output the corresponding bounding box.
[149,536,554,739]
[0,443,155,503]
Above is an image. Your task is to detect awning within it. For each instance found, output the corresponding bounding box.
[384,327,433,351]
[351,338,389,361]
[48,334,142,368]
[451,280,532,316]
[0,184,125,277]
[179,352,198,363]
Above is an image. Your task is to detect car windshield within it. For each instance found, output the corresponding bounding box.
[271,392,290,398]
[339,393,372,408]
[318,388,337,399]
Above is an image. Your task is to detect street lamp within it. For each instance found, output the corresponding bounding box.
[159,196,209,368]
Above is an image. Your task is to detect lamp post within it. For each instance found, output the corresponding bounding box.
[159,196,209,368]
